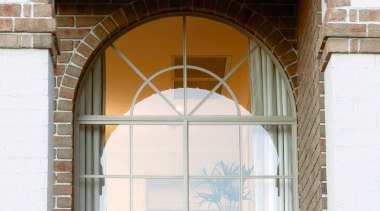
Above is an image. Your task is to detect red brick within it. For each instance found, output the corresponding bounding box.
[0,18,12,31]
[53,136,73,147]
[279,50,297,66]
[57,29,90,39]
[53,185,72,195]
[265,31,284,48]
[246,14,264,32]
[60,87,75,99]
[56,197,72,208]
[71,53,87,68]
[23,4,31,17]
[329,0,350,7]
[62,76,78,88]
[256,21,274,40]
[56,149,73,159]
[54,161,72,171]
[76,16,103,27]
[111,8,128,28]
[14,18,56,33]
[57,17,74,27]
[93,25,109,42]
[326,9,347,22]
[77,43,93,59]
[101,17,118,35]
[84,33,101,50]
[58,52,72,64]
[273,40,292,56]
[0,4,21,17]
[368,24,380,37]
[58,5,91,15]
[0,34,20,48]
[60,40,74,51]
[359,9,380,22]
[324,23,366,37]
[33,4,53,17]
[123,4,138,25]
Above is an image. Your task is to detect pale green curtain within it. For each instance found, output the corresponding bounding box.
[77,56,105,211]
[249,40,293,211]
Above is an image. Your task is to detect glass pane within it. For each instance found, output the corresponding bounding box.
[126,68,184,116]
[79,178,130,211]
[105,48,145,116]
[133,179,183,211]
[225,60,252,115]
[79,125,129,176]
[190,179,240,211]
[133,125,183,175]
[242,125,292,176]
[242,179,293,211]
[112,17,183,78]
[186,68,239,116]
[189,125,240,176]
[187,16,249,72]
[131,86,179,115]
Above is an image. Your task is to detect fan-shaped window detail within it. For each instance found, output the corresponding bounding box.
[75,16,297,211]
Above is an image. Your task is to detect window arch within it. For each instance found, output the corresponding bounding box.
[74,15,297,211]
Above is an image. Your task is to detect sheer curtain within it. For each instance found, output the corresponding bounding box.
[77,56,105,211]
[246,40,293,211]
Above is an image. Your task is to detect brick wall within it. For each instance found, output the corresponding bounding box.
[0,1,57,59]
[297,0,326,210]
[52,0,298,210]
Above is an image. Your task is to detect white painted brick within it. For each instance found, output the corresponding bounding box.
[351,0,380,8]
[0,49,53,211]
[326,54,380,210]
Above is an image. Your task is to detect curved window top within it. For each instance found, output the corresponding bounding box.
[78,16,294,118]
[75,15,298,211]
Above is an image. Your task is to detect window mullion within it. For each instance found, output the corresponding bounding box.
[129,124,133,211]
[183,120,189,211]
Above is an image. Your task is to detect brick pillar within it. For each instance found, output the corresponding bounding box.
[0,1,57,210]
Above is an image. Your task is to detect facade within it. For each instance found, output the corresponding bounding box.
[0,0,380,211]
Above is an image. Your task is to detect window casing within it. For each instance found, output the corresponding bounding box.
[75,15,298,211]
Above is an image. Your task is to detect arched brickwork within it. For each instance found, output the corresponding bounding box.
[53,1,298,210]
[57,1,298,104]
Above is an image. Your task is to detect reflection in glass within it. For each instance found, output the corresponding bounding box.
[189,125,240,176]
[133,179,183,211]
[242,125,293,176]
[242,179,293,211]
[133,125,183,175]
[190,179,241,211]
[102,125,130,175]
[80,178,130,211]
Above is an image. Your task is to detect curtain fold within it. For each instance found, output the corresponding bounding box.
[78,56,105,211]
[249,40,293,211]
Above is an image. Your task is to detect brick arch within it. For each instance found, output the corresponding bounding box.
[58,1,297,105]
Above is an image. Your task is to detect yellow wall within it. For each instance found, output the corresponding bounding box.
[105,16,250,116]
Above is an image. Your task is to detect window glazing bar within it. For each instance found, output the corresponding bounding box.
[79,175,293,179]
[188,44,260,116]
[76,115,296,124]
[183,16,187,116]
[110,44,182,115]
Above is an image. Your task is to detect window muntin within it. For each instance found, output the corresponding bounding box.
[75,15,297,211]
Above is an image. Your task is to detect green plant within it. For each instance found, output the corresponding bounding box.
[194,161,253,211]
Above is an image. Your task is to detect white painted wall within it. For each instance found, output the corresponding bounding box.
[325,54,380,211]
[0,49,53,211]
[350,0,380,7]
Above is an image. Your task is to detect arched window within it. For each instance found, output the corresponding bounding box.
[75,15,297,211]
